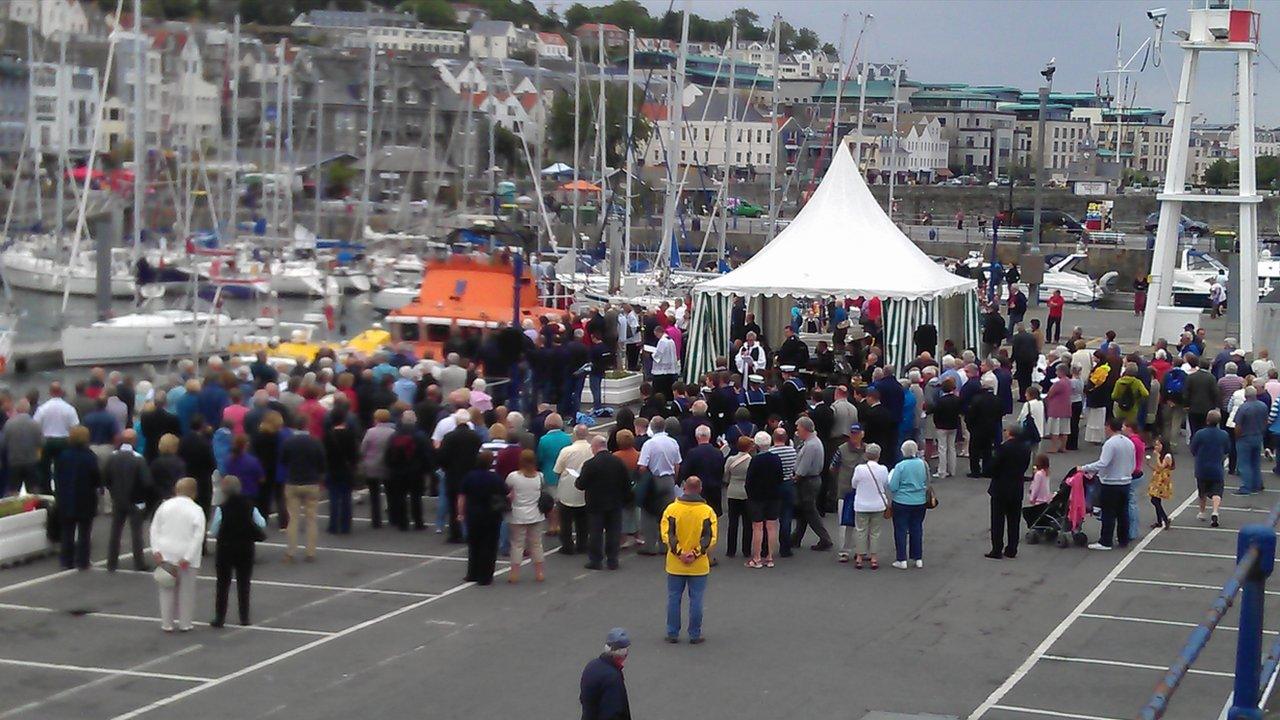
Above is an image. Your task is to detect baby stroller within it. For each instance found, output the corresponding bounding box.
[1023,470,1092,548]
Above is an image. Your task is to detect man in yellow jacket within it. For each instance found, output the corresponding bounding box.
[663,476,718,644]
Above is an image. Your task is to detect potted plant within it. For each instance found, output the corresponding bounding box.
[0,496,52,566]
[580,369,643,406]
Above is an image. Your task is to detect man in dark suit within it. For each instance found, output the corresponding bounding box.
[964,376,1003,478]
[139,391,181,463]
[576,436,634,570]
[986,422,1031,559]
[104,430,152,572]
[859,386,899,468]
[1010,323,1039,398]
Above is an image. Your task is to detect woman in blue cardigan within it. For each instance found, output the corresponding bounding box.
[887,439,931,569]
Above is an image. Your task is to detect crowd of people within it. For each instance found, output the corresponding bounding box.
[0,288,1275,717]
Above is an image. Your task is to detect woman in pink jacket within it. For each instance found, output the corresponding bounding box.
[1044,365,1074,453]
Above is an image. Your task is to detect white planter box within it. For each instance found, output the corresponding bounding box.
[580,372,643,406]
[0,509,50,566]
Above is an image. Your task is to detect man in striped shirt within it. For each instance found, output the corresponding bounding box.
[769,427,798,557]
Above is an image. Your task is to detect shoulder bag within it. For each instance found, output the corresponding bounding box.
[871,465,893,520]
[536,474,556,515]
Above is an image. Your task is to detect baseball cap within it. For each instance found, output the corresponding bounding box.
[848,422,863,434]
[606,627,631,649]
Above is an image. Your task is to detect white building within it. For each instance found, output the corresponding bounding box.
[844,117,950,182]
[468,20,518,60]
[777,51,838,80]
[433,59,489,95]
[342,26,466,54]
[536,32,569,61]
[28,62,99,155]
[7,0,89,38]
[110,29,167,147]
[645,87,776,172]
[167,36,220,150]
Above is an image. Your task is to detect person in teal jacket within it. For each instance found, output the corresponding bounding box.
[888,440,931,569]
[536,412,572,532]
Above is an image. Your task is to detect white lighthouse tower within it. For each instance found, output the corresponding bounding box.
[1140,0,1263,350]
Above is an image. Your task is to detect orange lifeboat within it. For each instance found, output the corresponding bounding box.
[386,254,562,360]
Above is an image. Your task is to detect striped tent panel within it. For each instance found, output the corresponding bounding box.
[883,297,936,372]
[963,290,981,355]
[684,291,732,383]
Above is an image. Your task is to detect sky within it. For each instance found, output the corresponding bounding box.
[535,0,1280,126]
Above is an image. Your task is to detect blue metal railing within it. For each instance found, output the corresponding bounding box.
[1138,500,1280,720]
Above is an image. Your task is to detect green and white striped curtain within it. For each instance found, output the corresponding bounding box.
[684,290,733,383]
[883,297,938,372]
[962,289,981,355]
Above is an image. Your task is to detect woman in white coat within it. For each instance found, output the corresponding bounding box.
[150,477,207,632]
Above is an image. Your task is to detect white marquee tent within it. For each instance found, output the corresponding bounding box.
[686,143,980,380]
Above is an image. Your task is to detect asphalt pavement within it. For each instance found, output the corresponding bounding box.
[0,433,1267,720]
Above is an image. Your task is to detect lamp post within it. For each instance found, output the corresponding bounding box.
[1026,60,1055,306]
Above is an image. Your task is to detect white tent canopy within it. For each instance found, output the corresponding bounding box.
[540,162,573,175]
[695,143,975,300]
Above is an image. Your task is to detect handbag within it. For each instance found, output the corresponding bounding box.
[536,475,556,515]
[925,484,940,510]
[839,490,857,527]
[153,562,178,589]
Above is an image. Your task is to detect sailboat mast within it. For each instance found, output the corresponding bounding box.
[719,25,736,263]
[766,14,781,241]
[831,14,848,157]
[598,23,606,232]
[55,33,67,240]
[313,79,323,238]
[132,0,146,261]
[269,41,284,238]
[227,14,240,238]
[571,38,580,257]
[657,2,690,275]
[887,60,902,219]
[624,28,634,270]
[356,27,374,240]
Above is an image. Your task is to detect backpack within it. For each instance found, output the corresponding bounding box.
[1163,369,1187,402]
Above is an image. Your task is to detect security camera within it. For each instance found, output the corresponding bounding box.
[1147,7,1168,20]
[1040,59,1056,82]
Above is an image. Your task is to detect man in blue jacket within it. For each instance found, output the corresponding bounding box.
[580,627,631,720]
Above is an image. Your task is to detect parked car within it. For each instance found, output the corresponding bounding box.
[727,197,767,218]
[993,207,1091,241]
[1144,212,1210,237]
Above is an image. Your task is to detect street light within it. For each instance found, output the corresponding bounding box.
[1024,58,1055,305]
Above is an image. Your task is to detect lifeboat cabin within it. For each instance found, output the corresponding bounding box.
[386,253,562,359]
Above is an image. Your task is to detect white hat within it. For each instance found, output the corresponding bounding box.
[748,374,765,384]
[779,364,796,373]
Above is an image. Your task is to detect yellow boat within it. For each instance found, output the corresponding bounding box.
[228,324,392,365]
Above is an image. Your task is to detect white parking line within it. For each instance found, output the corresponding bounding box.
[102,567,438,599]
[989,705,1124,720]
[0,657,212,683]
[0,569,76,597]
[1040,654,1233,678]
[252,541,467,561]
[966,490,1200,720]
[109,546,562,720]
[1142,549,1236,560]
[0,646,204,720]
[0,602,332,637]
[1114,577,1280,597]
[1079,612,1277,636]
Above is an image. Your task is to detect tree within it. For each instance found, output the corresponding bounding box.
[821,42,838,57]
[596,0,653,34]
[1257,154,1280,190]
[399,0,458,27]
[142,0,194,18]
[509,48,537,66]
[777,20,797,53]
[732,8,766,41]
[1203,158,1238,189]
[326,162,357,197]
[564,3,592,30]
[547,85,652,168]
[493,125,522,172]
[793,27,820,53]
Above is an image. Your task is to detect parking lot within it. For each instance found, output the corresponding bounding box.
[0,435,1268,720]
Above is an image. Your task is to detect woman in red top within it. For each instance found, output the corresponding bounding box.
[1045,290,1066,344]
